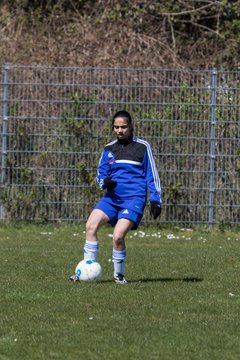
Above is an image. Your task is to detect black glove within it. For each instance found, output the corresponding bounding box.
[150,202,162,220]
[103,177,117,190]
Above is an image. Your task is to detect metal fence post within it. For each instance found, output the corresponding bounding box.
[0,64,9,220]
[208,68,217,227]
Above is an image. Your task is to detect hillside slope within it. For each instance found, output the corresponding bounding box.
[0,1,240,69]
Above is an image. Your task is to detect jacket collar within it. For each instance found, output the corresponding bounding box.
[117,134,133,146]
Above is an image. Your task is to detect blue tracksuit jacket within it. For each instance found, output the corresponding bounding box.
[96,135,161,213]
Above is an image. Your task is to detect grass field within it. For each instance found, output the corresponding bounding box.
[0,223,240,360]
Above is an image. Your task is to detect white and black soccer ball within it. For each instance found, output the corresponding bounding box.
[75,259,102,282]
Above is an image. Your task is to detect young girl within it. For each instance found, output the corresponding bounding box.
[71,110,161,284]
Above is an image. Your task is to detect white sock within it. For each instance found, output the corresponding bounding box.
[84,240,99,261]
[112,248,126,276]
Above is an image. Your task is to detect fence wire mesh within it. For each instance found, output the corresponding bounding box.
[0,65,239,225]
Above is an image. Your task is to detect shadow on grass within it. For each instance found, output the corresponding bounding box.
[97,277,203,284]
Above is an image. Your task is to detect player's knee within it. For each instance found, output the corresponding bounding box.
[86,219,97,236]
[112,233,124,247]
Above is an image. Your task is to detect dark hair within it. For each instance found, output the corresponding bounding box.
[112,110,133,134]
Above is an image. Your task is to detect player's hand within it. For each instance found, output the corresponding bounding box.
[150,202,162,220]
[103,177,117,190]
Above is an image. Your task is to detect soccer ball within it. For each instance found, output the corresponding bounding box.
[75,259,102,282]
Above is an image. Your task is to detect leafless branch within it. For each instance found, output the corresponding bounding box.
[161,2,222,17]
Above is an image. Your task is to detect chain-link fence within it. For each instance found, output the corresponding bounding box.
[0,65,239,225]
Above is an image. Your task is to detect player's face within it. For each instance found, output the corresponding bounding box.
[113,117,131,140]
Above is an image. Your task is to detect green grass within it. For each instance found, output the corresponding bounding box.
[0,223,240,360]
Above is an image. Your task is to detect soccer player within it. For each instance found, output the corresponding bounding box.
[70,110,162,284]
